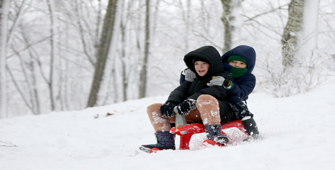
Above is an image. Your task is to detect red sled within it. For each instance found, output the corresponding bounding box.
[170,120,248,150]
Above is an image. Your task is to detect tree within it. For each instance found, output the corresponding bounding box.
[220,0,241,52]
[46,0,57,111]
[87,0,118,107]
[0,0,9,118]
[139,0,151,98]
[281,0,305,67]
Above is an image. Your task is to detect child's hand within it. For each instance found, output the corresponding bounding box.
[175,99,197,116]
[207,76,225,86]
[160,102,176,118]
[183,69,196,82]
[207,76,234,90]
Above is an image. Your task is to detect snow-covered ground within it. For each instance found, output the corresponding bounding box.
[1,78,335,170]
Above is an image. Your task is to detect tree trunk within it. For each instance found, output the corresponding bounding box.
[220,0,240,52]
[86,0,118,107]
[120,20,128,101]
[139,0,150,99]
[281,0,305,67]
[0,0,9,118]
[47,0,56,111]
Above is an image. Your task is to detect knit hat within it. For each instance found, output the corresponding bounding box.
[227,55,247,65]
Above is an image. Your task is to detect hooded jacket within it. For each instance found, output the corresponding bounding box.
[221,45,256,101]
[166,46,228,105]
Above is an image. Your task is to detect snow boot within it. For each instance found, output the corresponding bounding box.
[139,131,175,153]
[229,97,261,140]
[204,124,229,145]
[242,117,261,140]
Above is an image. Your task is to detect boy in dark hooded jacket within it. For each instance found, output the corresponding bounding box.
[180,45,260,139]
[140,46,235,153]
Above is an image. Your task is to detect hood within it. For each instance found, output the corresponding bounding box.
[184,46,223,78]
[221,45,256,74]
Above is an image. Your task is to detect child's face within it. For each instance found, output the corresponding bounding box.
[194,61,209,77]
[228,60,247,68]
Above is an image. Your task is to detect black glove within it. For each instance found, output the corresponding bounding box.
[175,99,197,116]
[160,102,176,118]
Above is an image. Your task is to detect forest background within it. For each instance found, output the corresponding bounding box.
[0,0,334,118]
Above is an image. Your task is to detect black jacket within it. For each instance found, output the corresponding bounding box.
[166,46,228,105]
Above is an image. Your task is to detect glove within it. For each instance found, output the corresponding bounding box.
[207,76,225,86]
[160,102,176,118]
[223,79,234,90]
[183,69,196,82]
[175,99,197,116]
[207,76,234,90]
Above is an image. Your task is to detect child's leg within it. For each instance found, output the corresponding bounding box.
[228,96,260,138]
[147,103,175,132]
[194,94,228,145]
[228,96,253,120]
[196,94,221,125]
[140,103,176,152]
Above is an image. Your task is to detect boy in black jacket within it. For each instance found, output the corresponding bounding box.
[140,46,236,153]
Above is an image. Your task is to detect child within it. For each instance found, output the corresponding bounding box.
[181,45,260,139]
[140,46,235,152]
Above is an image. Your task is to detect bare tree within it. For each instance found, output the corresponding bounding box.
[87,0,118,107]
[220,0,241,52]
[281,0,305,67]
[0,0,9,118]
[119,1,128,102]
[46,0,57,111]
[73,0,102,66]
[139,0,151,98]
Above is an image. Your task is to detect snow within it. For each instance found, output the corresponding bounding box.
[1,78,335,170]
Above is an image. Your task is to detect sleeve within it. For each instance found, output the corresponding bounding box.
[166,81,191,104]
[179,70,186,84]
[227,74,256,100]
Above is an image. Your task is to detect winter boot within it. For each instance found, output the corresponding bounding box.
[139,131,175,153]
[242,117,261,140]
[204,124,229,145]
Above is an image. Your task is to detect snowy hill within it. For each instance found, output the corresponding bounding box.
[1,78,335,170]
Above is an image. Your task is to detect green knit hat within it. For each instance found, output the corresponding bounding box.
[227,55,247,65]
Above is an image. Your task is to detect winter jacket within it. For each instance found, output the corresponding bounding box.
[166,46,228,105]
[221,45,256,101]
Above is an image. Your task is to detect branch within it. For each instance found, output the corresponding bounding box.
[5,65,36,115]
[242,3,288,22]
[6,35,51,59]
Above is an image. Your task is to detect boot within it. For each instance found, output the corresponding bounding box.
[140,131,175,153]
[242,117,261,140]
[204,124,229,145]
